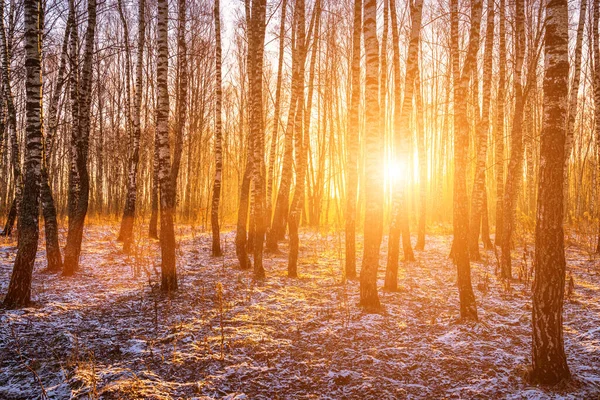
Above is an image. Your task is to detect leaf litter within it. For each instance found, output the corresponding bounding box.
[0,225,599,399]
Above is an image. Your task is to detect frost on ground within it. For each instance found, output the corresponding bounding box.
[1,224,599,399]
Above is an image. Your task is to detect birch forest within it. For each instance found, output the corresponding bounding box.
[0,0,599,397]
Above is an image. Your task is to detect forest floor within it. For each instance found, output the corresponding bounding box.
[1,223,599,399]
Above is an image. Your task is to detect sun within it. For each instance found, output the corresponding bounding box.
[387,159,410,185]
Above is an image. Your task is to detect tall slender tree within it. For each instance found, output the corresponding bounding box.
[301,3,320,228]
[266,0,288,228]
[0,0,20,238]
[63,0,97,276]
[592,0,600,252]
[156,0,178,291]
[564,0,586,177]
[494,0,507,246]
[359,0,383,308]
[65,0,80,264]
[116,0,134,145]
[42,6,73,272]
[211,0,223,256]
[415,71,427,250]
[380,0,389,140]
[531,0,570,383]
[249,0,268,279]
[287,0,307,278]
[500,0,526,279]
[452,0,481,321]
[345,0,362,279]
[2,0,43,308]
[448,0,459,259]
[385,0,423,290]
[267,0,307,251]
[118,0,146,252]
[171,0,188,209]
[149,139,159,238]
[289,0,320,277]
[468,0,494,259]
[236,0,255,270]
[236,134,253,270]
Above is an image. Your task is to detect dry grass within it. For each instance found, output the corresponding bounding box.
[1,224,599,398]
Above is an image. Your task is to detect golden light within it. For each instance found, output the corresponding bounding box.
[387,159,410,185]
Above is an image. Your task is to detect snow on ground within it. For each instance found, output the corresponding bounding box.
[1,224,599,399]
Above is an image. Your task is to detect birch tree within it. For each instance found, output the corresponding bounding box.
[156,0,178,291]
[500,0,526,278]
[63,0,97,276]
[236,4,254,270]
[289,0,321,277]
[452,0,481,321]
[42,6,73,272]
[345,0,362,280]
[267,0,307,251]
[468,0,494,259]
[248,0,268,279]
[265,0,288,226]
[211,0,223,256]
[415,71,427,250]
[593,0,600,252]
[360,0,384,308]
[385,0,423,291]
[564,0,586,187]
[172,0,188,209]
[287,0,307,277]
[2,0,43,308]
[494,0,507,246]
[0,0,20,237]
[118,0,146,252]
[531,0,570,383]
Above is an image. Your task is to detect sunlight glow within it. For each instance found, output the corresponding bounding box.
[387,160,410,185]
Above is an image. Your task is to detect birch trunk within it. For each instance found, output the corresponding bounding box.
[384,0,422,291]
[468,0,494,260]
[42,7,72,272]
[345,0,362,279]
[448,0,459,259]
[531,0,570,383]
[149,135,159,238]
[119,0,146,252]
[289,0,319,277]
[415,72,427,250]
[452,0,481,321]
[564,0,586,202]
[594,0,600,251]
[249,0,268,279]
[267,0,306,251]
[3,0,43,308]
[0,0,20,237]
[171,0,187,209]
[500,0,526,279]
[236,136,253,270]
[64,0,97,276]
[266,0,288,228]
[494,0,507,246]
[359,0,383,308]
[211,0,223,256]
[156,0,178,291]
[236,0,253,270]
